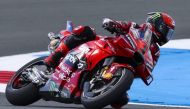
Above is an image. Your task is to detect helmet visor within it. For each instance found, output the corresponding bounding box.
[166,28,174,41]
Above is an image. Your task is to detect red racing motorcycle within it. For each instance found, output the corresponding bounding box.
[5,21,153,109]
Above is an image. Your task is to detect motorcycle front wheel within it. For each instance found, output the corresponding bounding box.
[6,56,47,106]
[81,67,134,109]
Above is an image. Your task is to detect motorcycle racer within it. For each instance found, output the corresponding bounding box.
[43,12,175,108]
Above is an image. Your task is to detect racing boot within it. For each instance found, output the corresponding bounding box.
[44,42,69,68]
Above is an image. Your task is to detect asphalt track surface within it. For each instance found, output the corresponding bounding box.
[0,0,190,109]
[0,93,188,109]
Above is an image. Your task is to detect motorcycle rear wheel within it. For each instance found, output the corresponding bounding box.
[81,67,134,109]
[6,56,47,106]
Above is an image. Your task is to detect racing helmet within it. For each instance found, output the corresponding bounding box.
[146,12,175,46]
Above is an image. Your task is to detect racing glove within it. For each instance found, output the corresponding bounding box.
[102,18,125,35]
[102,18,117,34]
[48,32,61,53]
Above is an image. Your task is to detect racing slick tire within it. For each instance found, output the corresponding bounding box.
[5,56,47,106]
[81,67,134,109]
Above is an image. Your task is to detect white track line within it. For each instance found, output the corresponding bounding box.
[0,83,6,93]
[162,39,190,50]
[0,51,49,71]
[129,102,190,108]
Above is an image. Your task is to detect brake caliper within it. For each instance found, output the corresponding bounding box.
[102,66,113,80]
